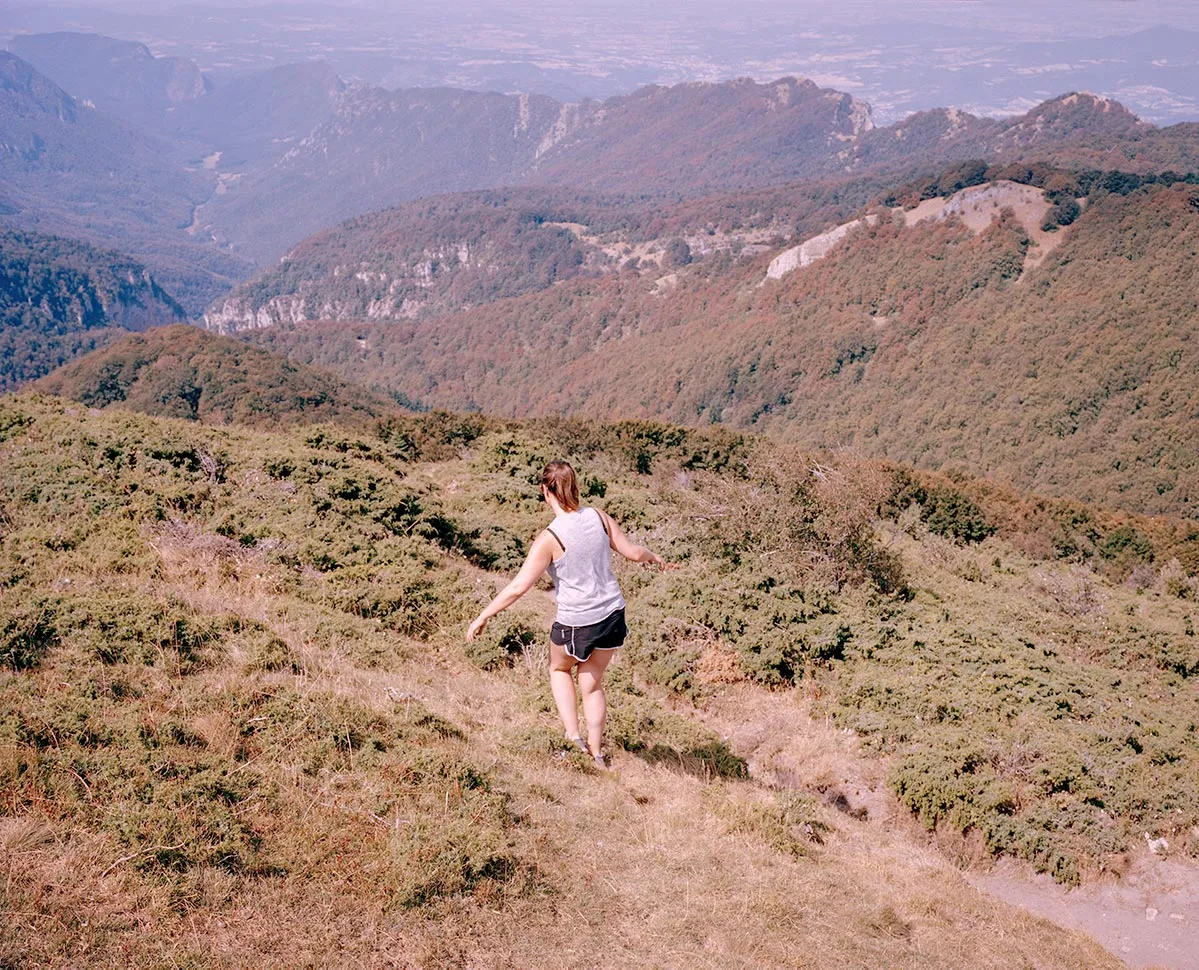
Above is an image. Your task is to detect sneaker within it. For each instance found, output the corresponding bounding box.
[568,736,589,755]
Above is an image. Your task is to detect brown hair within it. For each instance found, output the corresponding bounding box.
[540,460,580,512]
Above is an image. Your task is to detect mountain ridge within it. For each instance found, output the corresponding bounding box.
[10,29,1199,274]
[0,51,253,313]
[9,31,209,124]
[0,226,187,392]
[33,324,403,427]
[196,74,1177,262]
[237,175,1199,518]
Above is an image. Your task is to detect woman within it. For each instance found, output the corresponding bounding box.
[466,460,664,767]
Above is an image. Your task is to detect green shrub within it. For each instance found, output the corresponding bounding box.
[888,471,994,544]
[921,487,994,543]
[54,593,220,670]
[738,629,807,687]
[0,598,60,670]
[1098,525,1154,567]
[605,692,747,779]
[1042,198,1081,231]
[464,617,539,671]
[247,630,303,674]
[324,563,459,641]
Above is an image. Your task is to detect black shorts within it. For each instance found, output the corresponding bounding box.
[551,608,627,662]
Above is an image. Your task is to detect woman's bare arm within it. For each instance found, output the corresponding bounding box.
[466,530,558,640]
[596,509,664,568]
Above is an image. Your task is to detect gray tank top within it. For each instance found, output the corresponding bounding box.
[545,507,625,626]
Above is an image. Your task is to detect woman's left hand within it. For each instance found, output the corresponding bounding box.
[466,615,488,641]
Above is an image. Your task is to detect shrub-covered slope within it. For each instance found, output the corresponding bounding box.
[34,325,402,427]
[250,178,1199,517]
[2,394,1196,965]
[0,228,187,392]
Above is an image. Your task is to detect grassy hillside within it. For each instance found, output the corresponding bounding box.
[247,177,1199,518]
[34,325,403,427]
[1,392,1195,964]
[0,228,186,392]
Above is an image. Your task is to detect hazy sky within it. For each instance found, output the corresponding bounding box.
[12,0,1199,37]
[7,0,1199,122]
[37,0,1199,26]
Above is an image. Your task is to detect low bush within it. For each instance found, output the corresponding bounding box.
[464,617,540,671]
[888,470,994,544]
[603,679,747,779]
[323,562,463,641]
[53,592,221,671]
[0,597,60,670]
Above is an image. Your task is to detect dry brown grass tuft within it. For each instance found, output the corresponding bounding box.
[1028,563,1106,617]
[694,641,745,687]
[0,815,56,852]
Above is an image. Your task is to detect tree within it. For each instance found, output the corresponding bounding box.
[664,238,692,269]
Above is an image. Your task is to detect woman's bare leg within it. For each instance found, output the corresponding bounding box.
[549,641,581,741]
[577,648,616,757]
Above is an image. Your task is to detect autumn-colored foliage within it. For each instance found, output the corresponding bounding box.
[248,178,1199,518]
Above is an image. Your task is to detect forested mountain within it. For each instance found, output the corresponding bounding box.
[199,80,1199,262]
[204,192,611,331]
[202,182,901,332]
[8,32,209,126]
[204,78,876,261]
[0,228,186,391]
[160,61,346,169]
[0,52,252,313]
[34,324,401,427]
[0,51,198,213]
[243,174,1199,518]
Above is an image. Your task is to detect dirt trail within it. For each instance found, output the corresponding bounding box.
[166,562,1146,967]
[697,684,1199,970]
[974,860,1199,970]
[353,588,1116,968]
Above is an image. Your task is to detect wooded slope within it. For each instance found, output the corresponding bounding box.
[248,180,1199,517]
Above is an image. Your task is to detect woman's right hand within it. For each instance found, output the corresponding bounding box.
[466,615,489,641]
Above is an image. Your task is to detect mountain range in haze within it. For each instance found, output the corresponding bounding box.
[8,30,1199,272]
[4,29,1199,520]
